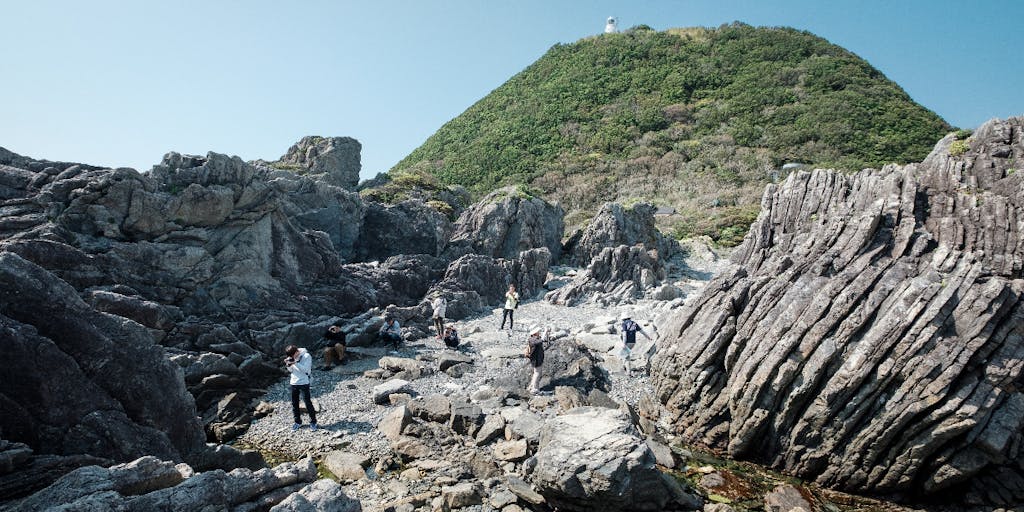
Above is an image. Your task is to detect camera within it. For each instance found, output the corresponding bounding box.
[284,357,295,365]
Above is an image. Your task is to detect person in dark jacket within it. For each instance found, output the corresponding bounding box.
[525,327,550,394]
[321,325,346,370]
[442,324,459,349]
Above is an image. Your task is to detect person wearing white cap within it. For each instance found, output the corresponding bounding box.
[619,312,651,374]
[524,327,550,394]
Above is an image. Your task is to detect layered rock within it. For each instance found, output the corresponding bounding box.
[429,248,551,320]
[445,186,564,262]
[355,200,452,262]
[546,244,665,306]
[652,117,1024,505]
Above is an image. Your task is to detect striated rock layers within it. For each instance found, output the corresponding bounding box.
[652,117,1024,505]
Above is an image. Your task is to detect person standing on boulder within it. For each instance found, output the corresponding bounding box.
[525,327,550,394]
[320,325,346,371]
[284,345,317,431]
[500,284,520,331]
[619,312,651,375]
[379,315,402,352]
[431,294,447,339]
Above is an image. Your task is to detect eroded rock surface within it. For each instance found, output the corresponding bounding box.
[653,117,1024,506]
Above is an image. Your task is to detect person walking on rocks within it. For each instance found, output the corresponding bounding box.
[619,312,651,375]
[442,324,460,349]
[284,345,317,431]
[500,284,520,331]
[431,294,447,339]
[321,325,347,370]
[379,315,402,352]
[525,327,550,394]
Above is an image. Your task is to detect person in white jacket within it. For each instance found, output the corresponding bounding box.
[284,345,317,431]
[431,295,447,339]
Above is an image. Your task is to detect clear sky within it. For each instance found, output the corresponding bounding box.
[1,1,1021,180]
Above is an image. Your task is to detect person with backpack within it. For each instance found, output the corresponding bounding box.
[284,345,317,431]
[619,312,652,374]
[524,327,550,394]
[431,294,447,339]
[500,284,520,331]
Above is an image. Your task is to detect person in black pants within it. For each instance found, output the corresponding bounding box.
[284,345,317,431]
[500,284,520,330]
[379,315,402,352]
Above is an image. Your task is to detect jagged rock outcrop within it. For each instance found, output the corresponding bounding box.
[356,200,452,262]
[563,202,679,266]
[445,186,564,262]
[652,117,1024,506]
[546,244,665,306]
[0,252,206,463]
[428,248,551,320]
[269,135,361,190]
[528,407,701,511]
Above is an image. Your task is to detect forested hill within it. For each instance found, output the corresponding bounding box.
[385,23,952,244]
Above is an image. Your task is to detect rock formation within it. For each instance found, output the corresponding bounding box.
[563,202,679,266]
[268,135,362,190]
[652,117,1024,506]
[445,186,565,262]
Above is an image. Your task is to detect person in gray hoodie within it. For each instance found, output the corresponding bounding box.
[284,345,317,431]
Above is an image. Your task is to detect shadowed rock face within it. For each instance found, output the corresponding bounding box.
[652,117,1024,505]
[0,253,205,464]
[445,186,565,263]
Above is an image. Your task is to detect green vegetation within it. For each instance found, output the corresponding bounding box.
[949,140,969,157]
[390,22,951,245]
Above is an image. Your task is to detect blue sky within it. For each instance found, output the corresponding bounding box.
[1,1,1021,179]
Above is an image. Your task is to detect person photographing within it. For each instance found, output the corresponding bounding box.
[284,345,317,431]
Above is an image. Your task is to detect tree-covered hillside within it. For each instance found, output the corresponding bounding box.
[386,23,951,244]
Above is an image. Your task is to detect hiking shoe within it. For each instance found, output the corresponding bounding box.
[310,423,318,431]
[292,423,301,431]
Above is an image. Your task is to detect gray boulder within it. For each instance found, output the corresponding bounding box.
[547,244,665,306]
[529,407,700,511]
[429,248,551,320]
[652,116,1024,506]
[356,200,452,262]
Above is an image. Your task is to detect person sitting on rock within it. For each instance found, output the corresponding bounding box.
[442,324,459,349]
[379,315,402,352]
[500,284,520,331]
[283,345,317,431]
[619,312,651,375]
[320,325,347,370]
[431,294,447,339]
[525,327,551,394]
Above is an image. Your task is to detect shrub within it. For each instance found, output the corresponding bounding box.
[949,140,969,157]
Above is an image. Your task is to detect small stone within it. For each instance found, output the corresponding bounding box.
[442,482,482,509]
[400,467,422,480]
[372,379,412,405]
[493,439,529,462]
[764,484,813,512]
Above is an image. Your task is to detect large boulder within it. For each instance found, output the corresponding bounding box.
[269,135,362,191]
[529,407,700,511]
[445,186,564,262]
[563,202,679,266]
[652,117,1024,506]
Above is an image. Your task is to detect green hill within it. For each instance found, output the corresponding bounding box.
[386,22,951,245]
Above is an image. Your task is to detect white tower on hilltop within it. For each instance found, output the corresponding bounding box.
[605,16,618,33]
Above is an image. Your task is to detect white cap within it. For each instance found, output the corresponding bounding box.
[529,327,542,336]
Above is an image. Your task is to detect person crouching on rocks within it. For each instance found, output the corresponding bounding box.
[379,315,402,352]
[500,284,520,331]
[525,327,550,395]
[431,294,447,339]
[442,324,459,349]
[320,325,346,371]
[284,345,317,431]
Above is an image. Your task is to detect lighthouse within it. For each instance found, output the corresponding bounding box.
[605,16,618,34]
